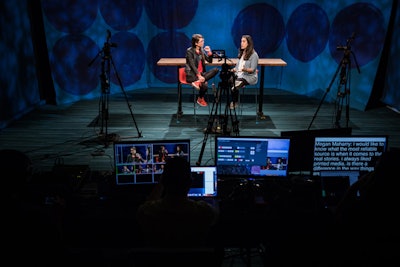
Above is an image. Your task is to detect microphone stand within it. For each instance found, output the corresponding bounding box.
[88,30,142,147]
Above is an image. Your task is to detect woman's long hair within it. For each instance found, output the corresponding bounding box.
[238,34,255,60]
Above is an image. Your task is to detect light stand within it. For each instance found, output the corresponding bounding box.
[308,33,360,130]
[88,30,142,147]
[197,57,239,166]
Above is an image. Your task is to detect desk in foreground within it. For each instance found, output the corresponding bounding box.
[157,58,287,118]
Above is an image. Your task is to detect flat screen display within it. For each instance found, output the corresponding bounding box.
[113,139,190,185]
[189,166,217,198]
[280,127,352,173]
[215,136,291,178]
[312,135,388,184]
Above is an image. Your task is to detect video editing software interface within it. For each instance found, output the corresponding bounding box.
[113,139,190,185]
[215,136,291,178]
[312,135,388,204]
[189,166,217,198]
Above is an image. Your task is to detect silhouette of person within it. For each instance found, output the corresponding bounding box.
[136,156,219,248]
[1,149,66,265]
[332,149,400,266]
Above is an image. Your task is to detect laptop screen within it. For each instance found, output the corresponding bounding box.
[212,49,225,59]
[188,166,217,198]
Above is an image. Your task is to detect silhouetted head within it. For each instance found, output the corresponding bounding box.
[160,157,192,196]
[0,149,32,188]
[374,149,399,177]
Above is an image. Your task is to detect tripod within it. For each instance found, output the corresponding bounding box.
[88,30,142,147]
[196,62,240,166]
[308,33,360,129]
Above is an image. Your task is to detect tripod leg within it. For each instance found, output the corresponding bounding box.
[334,92,345,128]
[345,91,350,128]
[197,84,224,165]
[110,56,142,138]
[196,131,209,166]
[196,96,217,166]
[99,93,105,134]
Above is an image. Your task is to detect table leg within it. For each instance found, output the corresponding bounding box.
[177,67,183,118]
[257,66,267,119]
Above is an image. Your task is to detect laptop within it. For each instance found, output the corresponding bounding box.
[188,166,218,198]
[212,49,226,60]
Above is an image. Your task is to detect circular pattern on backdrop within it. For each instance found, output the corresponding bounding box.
[144,0,197,30]
[231,3,285,57]
[42,0,98,34]
[329,2,386,68]
[99,0,143,31]
[147,32,191,83]
[286,3,330,62]
[42,1,387,99]
[107,31,145,87]
[50,34,100,96]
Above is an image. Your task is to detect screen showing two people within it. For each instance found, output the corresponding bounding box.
[114,140,190,185]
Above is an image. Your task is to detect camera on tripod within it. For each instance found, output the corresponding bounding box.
[219,63,234,84]
[336,32,355,51]
[336,45,349,51]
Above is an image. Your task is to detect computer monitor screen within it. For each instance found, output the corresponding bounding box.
[281,127,352,173]
[215,136,291,178]
[189,166,217,198]
[212,49,225,59]
[312,135,388,185]
[113,139,190,185]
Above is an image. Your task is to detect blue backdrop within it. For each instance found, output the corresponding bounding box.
[0,0,399,129]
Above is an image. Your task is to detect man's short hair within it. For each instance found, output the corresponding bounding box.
[161,157,192,193]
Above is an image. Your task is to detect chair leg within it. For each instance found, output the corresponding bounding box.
[193,87,197,123]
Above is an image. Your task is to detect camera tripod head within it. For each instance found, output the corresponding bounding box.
[219,63,234,83]
[336,32,355,52]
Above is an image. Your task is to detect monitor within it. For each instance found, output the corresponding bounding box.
[212,49,225,59]
[189,166,217,198]
[113,139,190,185]
[215,136,291,178]
[281,127,352,174]
[312,135,388,186]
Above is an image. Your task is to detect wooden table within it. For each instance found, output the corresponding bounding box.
[157,58,287,118]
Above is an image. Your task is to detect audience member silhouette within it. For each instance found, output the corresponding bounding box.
[332,149,400,266]
[136,156,218,246]
[1,149,66,265]
[135,156,221,265]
